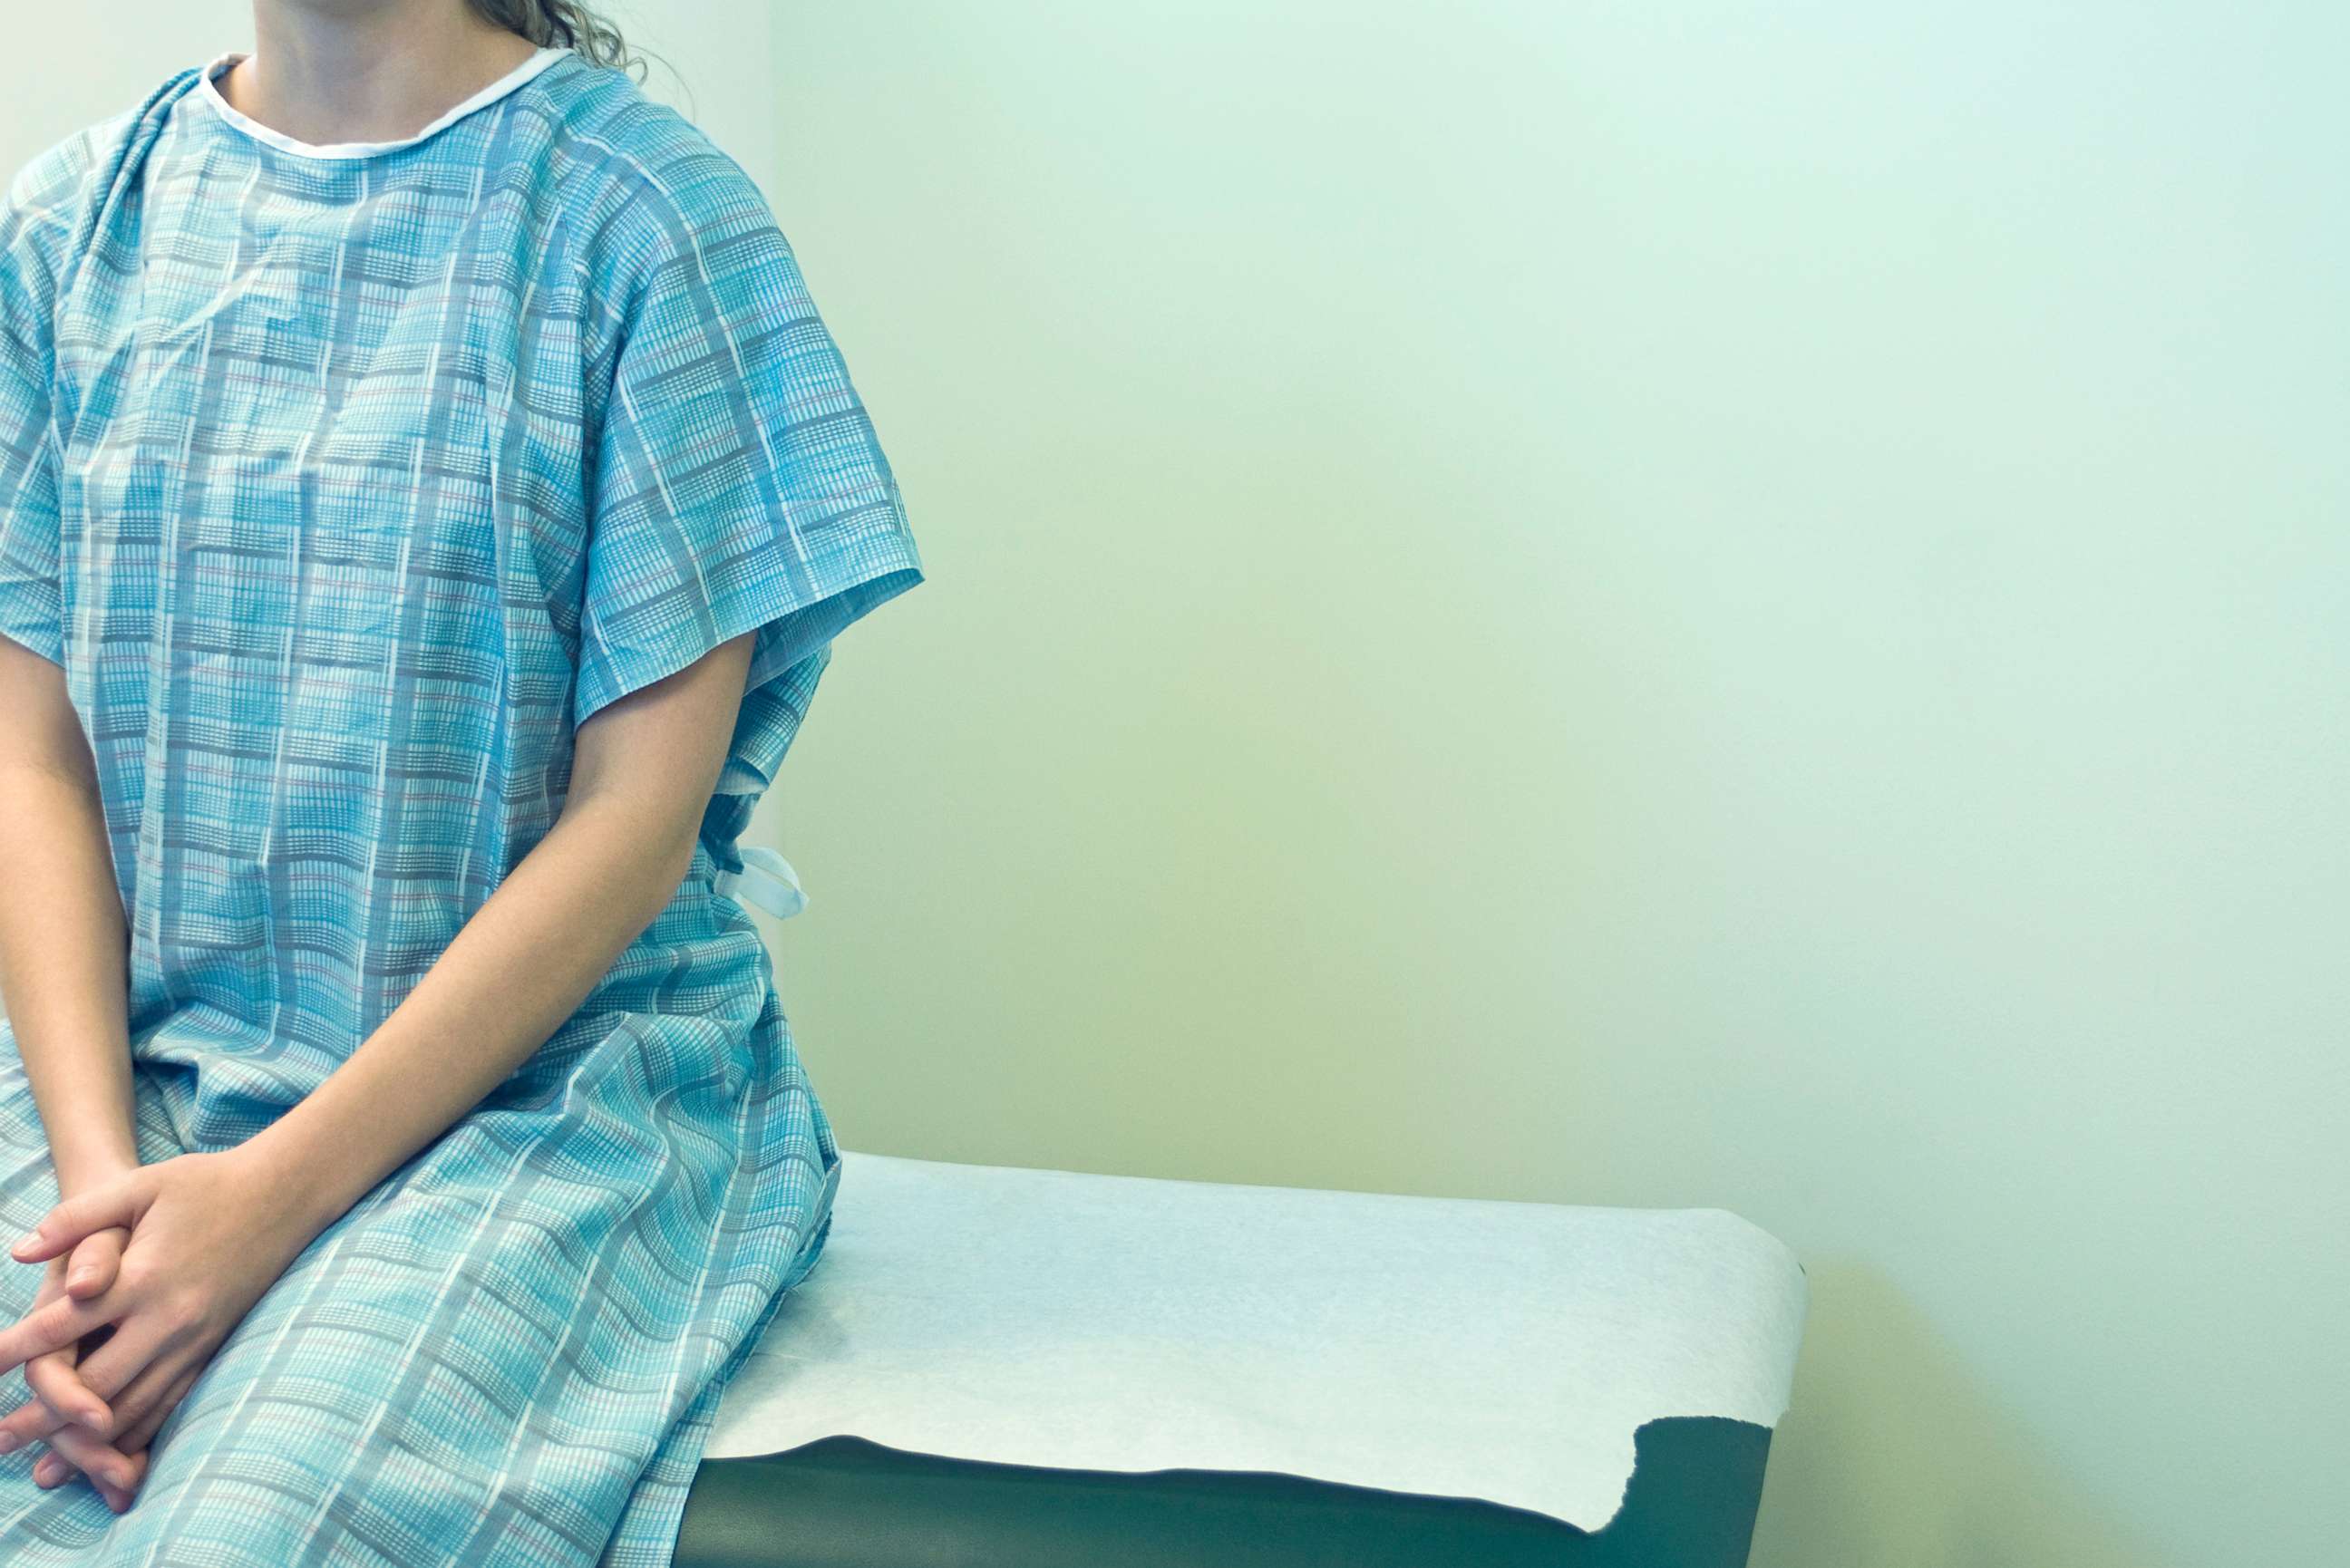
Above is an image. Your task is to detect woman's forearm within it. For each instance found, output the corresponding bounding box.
[238,788,705,1237]
[238,634,755,1234]
[0,763,140,1197]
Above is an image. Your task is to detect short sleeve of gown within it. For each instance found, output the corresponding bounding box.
[573,160,926,782]
[0,158,64,671]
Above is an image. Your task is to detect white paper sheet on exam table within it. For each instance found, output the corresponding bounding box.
[704,1149,1808,1533]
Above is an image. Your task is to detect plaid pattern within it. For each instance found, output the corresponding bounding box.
[0,45,923,1567]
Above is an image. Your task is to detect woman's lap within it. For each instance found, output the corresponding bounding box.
[0,1018,802,1568]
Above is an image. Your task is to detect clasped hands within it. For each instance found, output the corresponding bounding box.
[0,1149,320,1512]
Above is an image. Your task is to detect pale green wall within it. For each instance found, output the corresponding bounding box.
[6,6,2341,1566]
[756,6,2347,1567]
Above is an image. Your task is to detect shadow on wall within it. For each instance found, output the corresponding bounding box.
[1748,1261,2164,1568]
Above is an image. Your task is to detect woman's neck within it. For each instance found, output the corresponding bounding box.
[223,0,540,147]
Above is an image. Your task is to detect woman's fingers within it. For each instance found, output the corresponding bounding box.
[8,1347,112,1442]
[41,1359,198,1511]
[0,1259,98,1450]
[0,1381,62,1453]
[11,1298,179,1463]
[0,1356,83,1451]
[61,1228,128,1301]
[37,1416,138,1505]
[81,1349,184,1457]
[115,1444,152,1505]
[2,1249,209,1510]
[49,1308,175,1423]
[8,1178,149,1267]
[13,1334,184,1512]
[0,1290,116,1380]
[114,1362,201,1460]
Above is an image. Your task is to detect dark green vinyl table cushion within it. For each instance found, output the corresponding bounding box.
[675,1416,1773,1568]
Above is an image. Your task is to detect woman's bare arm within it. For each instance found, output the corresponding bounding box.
[1,625,760,1222]
[240,628,762,1235]
[0,637,157,1506]
[0,637,140,1198]
[0,630,762,1499]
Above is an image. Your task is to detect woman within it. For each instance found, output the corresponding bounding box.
[0,0,924,1561]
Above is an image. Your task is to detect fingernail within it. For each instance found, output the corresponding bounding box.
[0,1433,19,1456]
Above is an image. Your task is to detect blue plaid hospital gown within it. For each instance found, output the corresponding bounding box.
[0,43,924,1567]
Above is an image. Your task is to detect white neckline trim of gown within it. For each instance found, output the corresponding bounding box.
[196,44,568,161]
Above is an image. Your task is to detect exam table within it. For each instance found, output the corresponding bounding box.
[677,1151,1808,1568]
